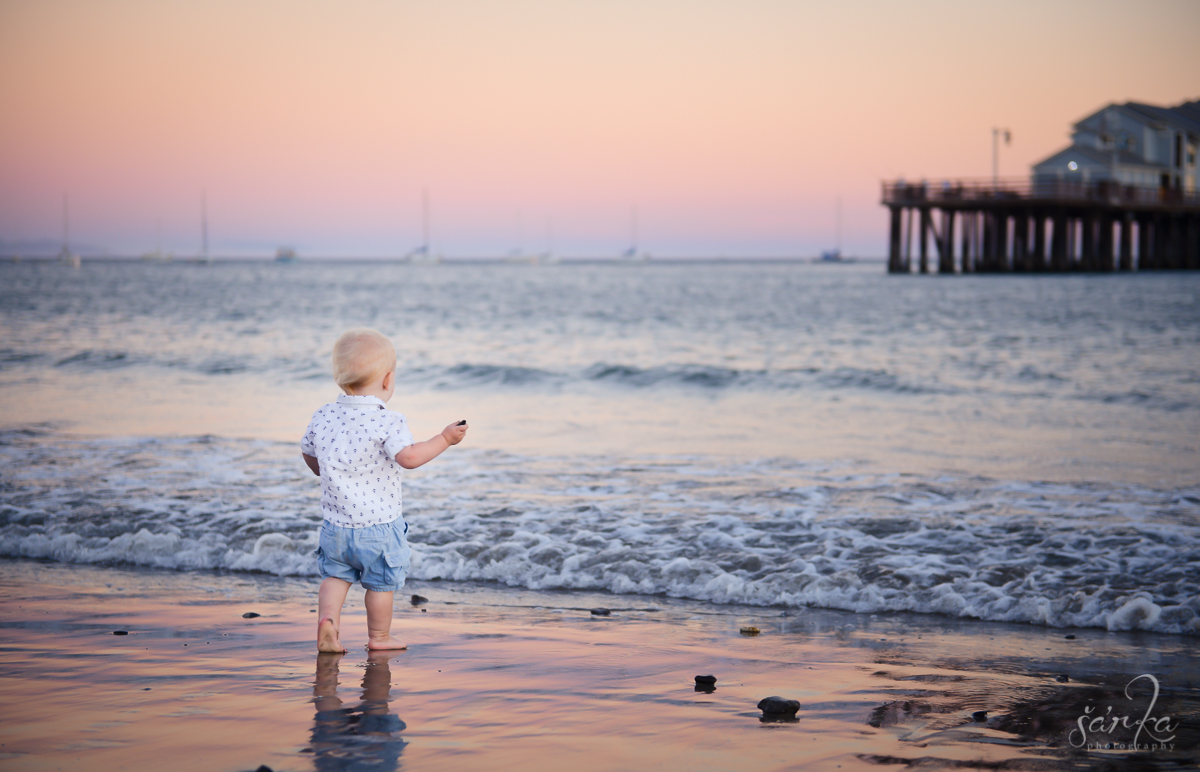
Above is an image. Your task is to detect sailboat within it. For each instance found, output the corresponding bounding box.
[620,205,648,261]
[57,194,80,267]
[815,197,853,263]
[142,217,172,260]
[405,187,440,262]
[198,189,210,262]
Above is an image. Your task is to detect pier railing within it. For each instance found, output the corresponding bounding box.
[882,177,1200,210]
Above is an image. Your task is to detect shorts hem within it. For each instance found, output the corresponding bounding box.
[361,581,405,593]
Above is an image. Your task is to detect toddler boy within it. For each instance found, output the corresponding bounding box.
[301,328,467,652]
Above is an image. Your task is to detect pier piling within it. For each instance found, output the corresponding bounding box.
[884,178,1200,273]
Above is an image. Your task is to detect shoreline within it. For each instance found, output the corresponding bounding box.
[1,558,1196,771]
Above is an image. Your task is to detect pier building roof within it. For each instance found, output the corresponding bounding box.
[1033,98,1199,191]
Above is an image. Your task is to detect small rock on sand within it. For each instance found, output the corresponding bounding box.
[241,612,261,619]
[113,630,129,635]
[1064,634,1076,640]
[972,710,988,722]
[694,675,717,685]
[411,595,428,605]
[757,696,800,715]
[1055,675,1070,683]
[740,626,760,636]
[590,608,611,616]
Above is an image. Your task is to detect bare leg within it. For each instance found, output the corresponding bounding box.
[364,590,406,650]
[317,577,351,653]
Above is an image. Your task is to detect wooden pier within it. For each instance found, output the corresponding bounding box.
[883,178,1200,273]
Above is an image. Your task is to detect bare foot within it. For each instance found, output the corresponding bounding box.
[317,617,346,653]
[366,635,407,651]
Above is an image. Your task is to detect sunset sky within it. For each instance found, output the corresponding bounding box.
[1,0,1197,258]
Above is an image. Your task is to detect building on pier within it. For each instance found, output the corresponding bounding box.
[883,99,1200,274]
[1033,100,1199,192]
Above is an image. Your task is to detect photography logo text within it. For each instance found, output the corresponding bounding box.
[1068,674,1178,752]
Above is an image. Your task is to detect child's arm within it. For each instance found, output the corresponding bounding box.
[395,421,468,469]
[302,453,320,476]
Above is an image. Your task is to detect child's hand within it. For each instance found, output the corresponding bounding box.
[441,420,468,446]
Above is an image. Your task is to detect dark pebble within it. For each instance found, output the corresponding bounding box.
[972,710,988,722]
[411,595,428,605]
[113,630,129,636]
[590,608,611,616]
[241,612,261,619]
[694,675,717,685]
[1064,634,1075,640]
[1056,675,1070,683]
[143,687,151,690]
[422,609,427,613]
[254,766,274,772]
[757,696,800,715]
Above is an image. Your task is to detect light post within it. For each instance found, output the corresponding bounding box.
[992,127,1011,190]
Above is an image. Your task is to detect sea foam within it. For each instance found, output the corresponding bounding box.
[1,429,1196,636]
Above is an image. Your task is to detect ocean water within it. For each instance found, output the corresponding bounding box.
[1,259,1197,635]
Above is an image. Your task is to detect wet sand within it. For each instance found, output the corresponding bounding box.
[0,559,1196,771]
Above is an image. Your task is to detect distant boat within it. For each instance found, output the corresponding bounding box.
[815,248,853,263]
[620,205,648,260]
[58,194,80,267]
[275,247,297,262]
[58,245,81,268]
[813,196,853,263]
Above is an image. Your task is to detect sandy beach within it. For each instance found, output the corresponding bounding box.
[0,558,1195,771]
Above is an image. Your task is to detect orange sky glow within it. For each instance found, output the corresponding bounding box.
[1,0,1197,258]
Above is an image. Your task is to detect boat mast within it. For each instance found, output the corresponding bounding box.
[836,196,842,253]
[201,189,209,259]
[422,186,429,255]
[630,205,638,257]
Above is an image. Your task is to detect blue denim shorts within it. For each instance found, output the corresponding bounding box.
[316,519,411,592]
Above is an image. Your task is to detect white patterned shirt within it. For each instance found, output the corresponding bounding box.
[301,394,415,528]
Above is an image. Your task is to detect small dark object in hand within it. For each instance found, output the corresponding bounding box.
[590,608,611,616]
[113,630,129,635]
[411,594,428,605]
[758,696,800,715]
[972,710,988,722]
[695,675,717,685]
[1055,674,1070,683]
[241,612,261,619]
[456,420,467,426]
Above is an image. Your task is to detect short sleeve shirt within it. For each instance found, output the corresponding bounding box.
[301,394,415,528]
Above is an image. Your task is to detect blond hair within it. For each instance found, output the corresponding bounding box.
[331,328,397,391]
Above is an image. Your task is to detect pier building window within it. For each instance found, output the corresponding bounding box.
[1176,133,1183,168]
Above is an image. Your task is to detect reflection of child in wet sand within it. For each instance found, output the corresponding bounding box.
[313,650,408,765]
[302,328,467,653]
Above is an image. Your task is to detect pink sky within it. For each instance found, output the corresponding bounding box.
[1,0,1197,258]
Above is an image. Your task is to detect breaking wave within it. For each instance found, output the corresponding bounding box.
[1,429,1196,636]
